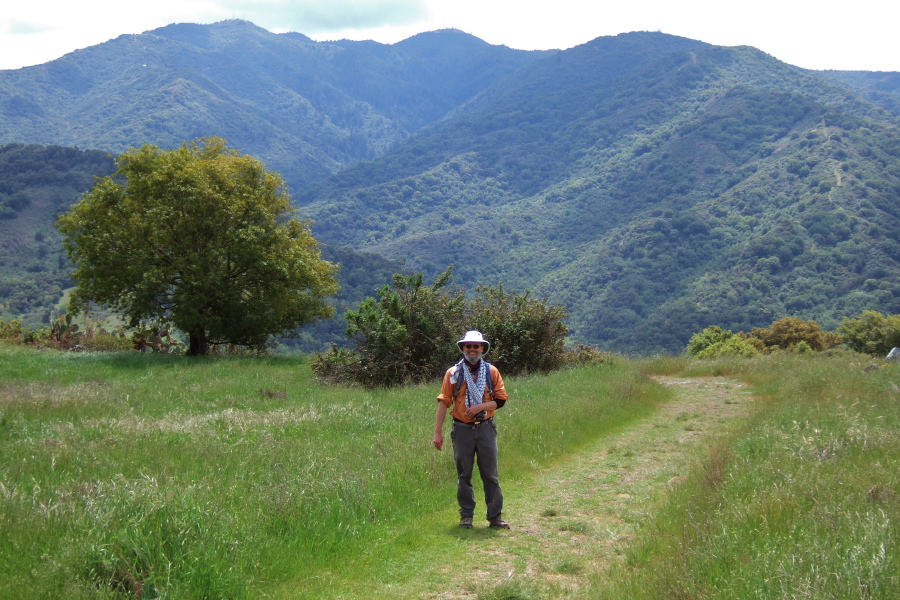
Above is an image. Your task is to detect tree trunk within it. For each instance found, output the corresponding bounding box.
[188,330,208,356]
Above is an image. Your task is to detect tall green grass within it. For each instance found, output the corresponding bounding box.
[0,346,661,599]
[592,351,900,599]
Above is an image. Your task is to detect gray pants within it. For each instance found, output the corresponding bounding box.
[451,420,503,520]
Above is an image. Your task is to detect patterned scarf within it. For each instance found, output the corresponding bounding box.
[460,358,488,408]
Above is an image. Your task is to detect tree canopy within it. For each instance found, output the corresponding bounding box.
[57,137,339,355]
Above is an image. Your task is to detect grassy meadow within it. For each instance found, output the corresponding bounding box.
[0,345,662,599]
[591,352,900,599]
[2,345,898,598]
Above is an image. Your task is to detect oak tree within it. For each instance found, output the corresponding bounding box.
[57,138,339,355]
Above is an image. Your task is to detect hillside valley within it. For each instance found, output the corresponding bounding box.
[2,23,900,352]
[299,34,900,351]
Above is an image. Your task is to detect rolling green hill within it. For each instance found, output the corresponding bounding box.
[0,20,550,189]
[2,25,900,353]
[819,69,900,114]
[298,33,900,352]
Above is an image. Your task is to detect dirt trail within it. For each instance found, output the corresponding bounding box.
[412,376,757,599]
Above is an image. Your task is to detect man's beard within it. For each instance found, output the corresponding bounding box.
[464,350,483,364]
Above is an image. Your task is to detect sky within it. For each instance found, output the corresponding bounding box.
[1,0,898,72]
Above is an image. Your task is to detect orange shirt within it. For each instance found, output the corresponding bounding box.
[437,361,508,423]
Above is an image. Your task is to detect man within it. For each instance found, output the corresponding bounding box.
[433,330,510,529]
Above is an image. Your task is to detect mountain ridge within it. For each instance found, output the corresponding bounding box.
[296,36,900,351]
[0,20,551,189]
[2,23,900,352]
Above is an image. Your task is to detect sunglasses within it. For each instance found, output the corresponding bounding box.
[464,344,484,349]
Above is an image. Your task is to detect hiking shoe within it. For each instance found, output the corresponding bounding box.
[488,515,510,529]
[459,516,473,529]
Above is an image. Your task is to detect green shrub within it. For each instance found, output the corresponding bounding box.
[686,326,733,356]
[0,318,26,342]
[312,267,466,387]
[689,318,842,358]
[561,344,607,368]
[748,316,842,352]
[130,320,186,354]
[469,285,568,376]
[0,314,134,352]
[48,311,80,347]
[311,268,570,387]
[839,310,900,356]
[695,335,759,358]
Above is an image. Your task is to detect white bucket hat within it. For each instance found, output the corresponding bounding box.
[457,330,490,354]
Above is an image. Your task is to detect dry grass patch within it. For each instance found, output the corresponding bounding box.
[76,405,345,435]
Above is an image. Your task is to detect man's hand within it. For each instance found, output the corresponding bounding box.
[434,401,447,450]
[465,402,497,419]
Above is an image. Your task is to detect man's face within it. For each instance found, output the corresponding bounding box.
[463,343,485,364]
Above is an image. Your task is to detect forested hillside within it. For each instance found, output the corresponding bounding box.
[0,20,549,189]
[2,24,900,353]
[299,33,900,352]
[0,143,401,339]
[0,144,114,325]
[819,70,900,114]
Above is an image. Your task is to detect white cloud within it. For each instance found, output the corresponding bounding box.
[221,0,429,32]
[0,0,228,69]
[6,20,54,35]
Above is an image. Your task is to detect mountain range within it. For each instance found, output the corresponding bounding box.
[2,20,900,352]
[0,20,549,189]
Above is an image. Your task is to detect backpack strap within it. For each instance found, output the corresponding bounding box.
[486,361,494,397]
